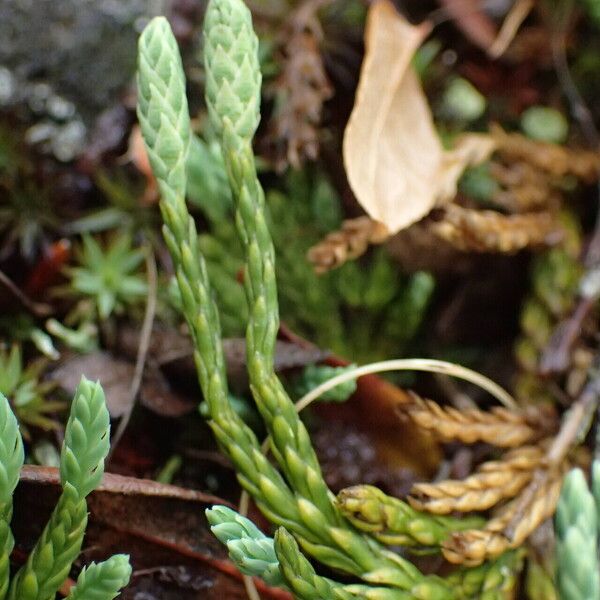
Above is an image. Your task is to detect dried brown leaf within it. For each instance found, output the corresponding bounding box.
[343,2,495,234]
[307,216,390,273]
[127,125,158,204]
[51,352,135,419]
[437,134,497,202]
[402,394,540,448]
[16,467,290,600]
[116,325,328,391]
[343,1,437,233]
[432,204,562,253]
[140,368,197,417]
[408,445,544,514]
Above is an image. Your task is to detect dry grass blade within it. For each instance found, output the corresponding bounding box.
[492,124,600,182]
[432,204,562,253]
[402,394,539,448]
[488,0,534,58]
[307,216,390,273]
[438,0,497,51]
[441,466,565,566]
[408,445,544,514]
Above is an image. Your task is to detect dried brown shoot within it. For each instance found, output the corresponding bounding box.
[402,393,541,448]
[489,162,561,213]
[307,216,390,273]
[263,0,333,171]
[431,204,562,253]
[441,465,565,566]
[425,372,600,565]
[491,124,600,182]
[408,445,545,514]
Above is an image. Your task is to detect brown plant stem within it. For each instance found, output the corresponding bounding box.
[488,0,534,58]
[504,370,600,539]
[539,15,600,374]
[0,269,52,317]
[109,244,157,460]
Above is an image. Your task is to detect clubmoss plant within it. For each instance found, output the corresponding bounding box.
[206,505,285,588]
[137,4,516,598]
[0,175,57,263]
[554,465,600,600]
[0,344,64,438]
[290,363,357,403]
[64,555,132,600]
[0,379,131,600]
[337,485,484,548]
[63,233,148,321]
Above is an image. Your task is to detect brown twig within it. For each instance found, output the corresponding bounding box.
[0,269,53,317]
[537,24,600,374]
[503,369,600,539]
[109,243,158,460]
[488,0,534,58]
[538,296,594,375]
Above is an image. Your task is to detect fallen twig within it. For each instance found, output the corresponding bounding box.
[0,269,52,317]
[504,368,600,539]
[538,20,600,374]
[109,243,158,459]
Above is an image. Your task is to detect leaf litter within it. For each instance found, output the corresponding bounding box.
[3,0,600,596]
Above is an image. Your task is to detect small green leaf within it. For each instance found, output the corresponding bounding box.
[521,106,568,144]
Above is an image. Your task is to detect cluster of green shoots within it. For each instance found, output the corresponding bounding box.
[0,378,131,599]
[0,344,63,439]
[136,2,520,598]
[554,463,600,600]
[65,233,148,322]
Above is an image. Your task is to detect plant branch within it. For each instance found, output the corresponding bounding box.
[109,243,157,460]
[504,367,600,539]
[0,269,52,317]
